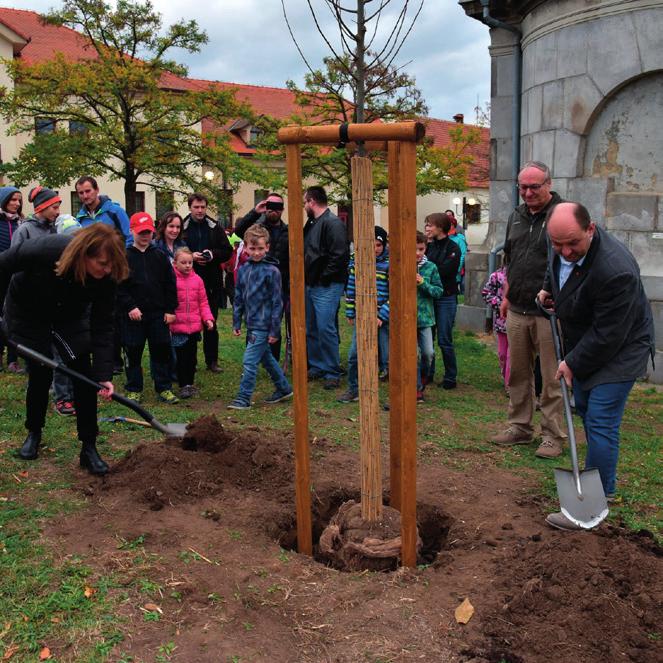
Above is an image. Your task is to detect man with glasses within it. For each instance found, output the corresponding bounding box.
[491,161,566,458]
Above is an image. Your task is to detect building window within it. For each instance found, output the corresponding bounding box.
[155,190,175,220]
[248,126,261,148]
[134,192,145,213]
[35,117,56,134]
[69,120,88,135]
[253,189,269,206]
[70,192,82,216]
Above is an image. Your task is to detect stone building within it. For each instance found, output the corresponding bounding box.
[459,0,663,381]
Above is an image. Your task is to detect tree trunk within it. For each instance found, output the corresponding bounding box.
[124,169,138,215]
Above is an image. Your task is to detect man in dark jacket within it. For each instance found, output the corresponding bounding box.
[492,161,565,458]
[538,202,654,530]
[235,192,289,360]
[303,185,350,389]
[182,193,233,373]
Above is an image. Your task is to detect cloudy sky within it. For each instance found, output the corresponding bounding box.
[7,0,491,123]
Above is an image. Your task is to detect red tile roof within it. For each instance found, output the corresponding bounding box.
[0,7,490,187]
[423,118,490,188]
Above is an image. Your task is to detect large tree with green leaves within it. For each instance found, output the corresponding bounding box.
[0,0,276,214]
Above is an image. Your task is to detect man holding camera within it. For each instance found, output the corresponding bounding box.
[182,193,233,373]
[235,193,290,360]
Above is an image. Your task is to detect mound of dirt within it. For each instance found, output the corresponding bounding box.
[318,500,419,571]
[108,419,294,510]
[469,525,663,663]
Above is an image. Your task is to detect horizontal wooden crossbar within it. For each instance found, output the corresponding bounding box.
[277,121,425,145]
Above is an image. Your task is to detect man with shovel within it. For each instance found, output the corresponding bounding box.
[538,202,655,531]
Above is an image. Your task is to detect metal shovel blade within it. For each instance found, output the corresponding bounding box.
[554,467,609,529]
[150,421,189,438]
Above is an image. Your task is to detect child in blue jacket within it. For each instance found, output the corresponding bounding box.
[228,225,292,409]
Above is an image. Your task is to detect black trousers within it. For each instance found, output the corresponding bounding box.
[203,286,220,366]
[25,354,98,441]
[175,335,198,387]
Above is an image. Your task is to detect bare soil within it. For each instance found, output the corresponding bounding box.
[46,417,663,663]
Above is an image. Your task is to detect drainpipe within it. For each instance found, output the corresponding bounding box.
[479,0,522,210]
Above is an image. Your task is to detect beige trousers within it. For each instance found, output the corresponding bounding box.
[505,311,565,441]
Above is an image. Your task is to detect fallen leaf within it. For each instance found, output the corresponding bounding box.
[39,647,51,660]
[83,586,96,598]
[18,471,28,478]
[49,617,60,624]
[143,603,162,614]
[2,644,19,660]
[455,597,474,624]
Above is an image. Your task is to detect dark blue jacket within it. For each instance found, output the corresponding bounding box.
[233,256,283,337]
[0,187,20,252]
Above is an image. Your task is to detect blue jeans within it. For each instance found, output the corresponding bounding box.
[417,327,435,391]
[433,295,458,385]
[573,379,635,496]
[51,344,74,402]
[346,321,389,393]
[305,282,344,379]
[236,329,292,404]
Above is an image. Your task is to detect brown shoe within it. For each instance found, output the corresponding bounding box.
[535,438,563,459]
[491,428,532,445]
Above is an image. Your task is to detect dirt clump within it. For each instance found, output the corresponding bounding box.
[180,414,231,452]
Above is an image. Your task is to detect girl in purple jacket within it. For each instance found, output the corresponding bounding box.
[170,248,214,398]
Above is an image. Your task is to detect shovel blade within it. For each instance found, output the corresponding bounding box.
[164,423,188,438]
[554,467,609,529]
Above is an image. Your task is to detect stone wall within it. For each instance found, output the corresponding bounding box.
[460,0,663,381]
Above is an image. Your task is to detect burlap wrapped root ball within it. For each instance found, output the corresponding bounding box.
[318,500,422,571]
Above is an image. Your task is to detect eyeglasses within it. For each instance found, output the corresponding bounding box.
[518,183,547,192]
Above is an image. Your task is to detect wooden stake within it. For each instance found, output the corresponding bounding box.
[351,156,383,522]
[285,143,312,556]
[388,140,418,567]
[278,121,425,145]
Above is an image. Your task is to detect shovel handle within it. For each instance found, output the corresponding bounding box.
[12,341,163,429]
[535,298,584,499]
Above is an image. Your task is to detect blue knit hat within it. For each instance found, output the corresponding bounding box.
[0,186,20,211]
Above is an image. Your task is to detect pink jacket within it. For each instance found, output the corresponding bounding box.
[171,268,214,334]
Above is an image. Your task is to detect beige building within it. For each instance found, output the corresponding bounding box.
[0,7,489,233]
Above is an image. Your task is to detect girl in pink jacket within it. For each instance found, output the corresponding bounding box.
[170,248,214,398]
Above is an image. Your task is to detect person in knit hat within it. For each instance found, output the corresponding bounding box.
[0,186,24,372]
[10,186,61,248]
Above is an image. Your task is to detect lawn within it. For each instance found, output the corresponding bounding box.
[0,308,661,661]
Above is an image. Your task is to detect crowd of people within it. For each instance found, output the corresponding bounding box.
[0,166,655,531]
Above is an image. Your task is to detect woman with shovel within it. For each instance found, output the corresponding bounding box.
[0,223,129,475]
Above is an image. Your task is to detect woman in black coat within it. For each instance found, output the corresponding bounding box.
[0,224,129,475]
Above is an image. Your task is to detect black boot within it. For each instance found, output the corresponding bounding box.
[79,440,109,476]
[18,431,41,460]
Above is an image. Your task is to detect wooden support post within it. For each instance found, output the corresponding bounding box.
[285,143,312,556]
[387,140,418,567]
[351,156,383,522]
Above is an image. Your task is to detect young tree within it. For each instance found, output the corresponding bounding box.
[0,0,277,214]
[276,1,481,203]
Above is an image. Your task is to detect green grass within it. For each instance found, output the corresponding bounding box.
[0,307,661,660]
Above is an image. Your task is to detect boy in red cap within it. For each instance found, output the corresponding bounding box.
[117,212,179,404]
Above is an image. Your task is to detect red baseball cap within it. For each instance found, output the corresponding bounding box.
[129,212,155,233]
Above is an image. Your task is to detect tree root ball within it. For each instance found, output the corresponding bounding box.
[318,500,422,571]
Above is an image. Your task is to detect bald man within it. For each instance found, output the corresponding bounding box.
[538,202,654,531]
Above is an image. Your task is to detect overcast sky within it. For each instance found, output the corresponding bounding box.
[6,0,491,124]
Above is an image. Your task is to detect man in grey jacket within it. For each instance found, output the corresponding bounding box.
[538,202,654,530]
[491,161,565,458]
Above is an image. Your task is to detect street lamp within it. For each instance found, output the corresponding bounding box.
[452,196,461,217]
[204,170,215,182]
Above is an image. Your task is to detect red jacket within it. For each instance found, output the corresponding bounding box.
[171,268,213,334]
